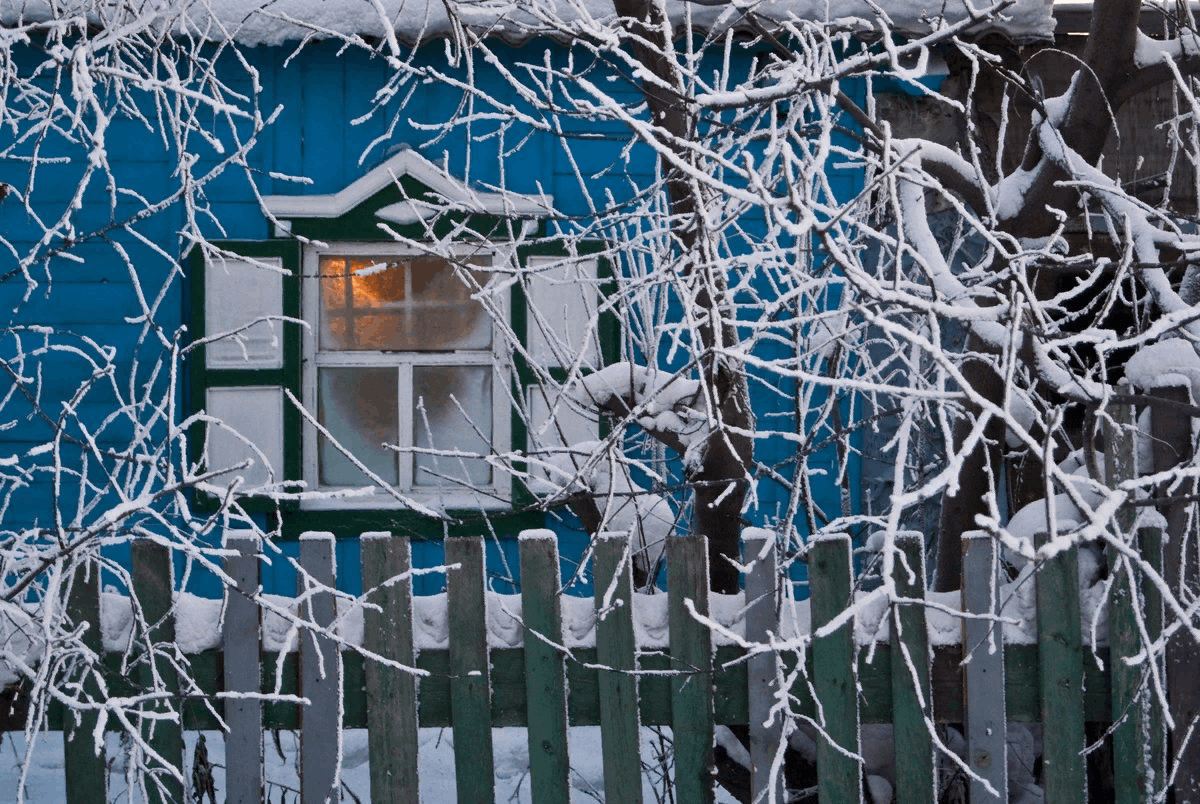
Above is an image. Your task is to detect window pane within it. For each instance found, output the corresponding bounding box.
[413,366,493,487]
[320,255,492,351]
[318,367,399,486]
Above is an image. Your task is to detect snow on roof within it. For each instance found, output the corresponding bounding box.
[0,0,1056,47]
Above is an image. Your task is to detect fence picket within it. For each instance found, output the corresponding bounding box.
[518,530,570,804]
[1151,386,1200,801]
[1035,530,1086,804]
[962,532,1008,802]
[1106,402,1153,804]
[808,533,862,804]
[1142,524,1167,798]
[63,559,106,804]
[594,531,644,804]
[360,532,419,804]
[889,532,934,804]
[131,539,184,804]
[446,535,495,803]
[223,533,263,803]
[11,522,1179,801]
[668,533,714,803]
[743,529,784,803]
[299,532,340,804]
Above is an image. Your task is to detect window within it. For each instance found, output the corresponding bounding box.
[191,148,604,519]
[301,245,511,509]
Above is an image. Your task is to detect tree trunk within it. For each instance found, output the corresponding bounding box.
[612,0,755,594]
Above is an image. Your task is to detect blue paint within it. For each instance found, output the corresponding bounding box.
[0,35,875,601]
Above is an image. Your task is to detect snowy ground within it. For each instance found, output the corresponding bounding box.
[0,726,740,802]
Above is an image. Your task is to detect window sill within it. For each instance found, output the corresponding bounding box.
[298,488,512,513]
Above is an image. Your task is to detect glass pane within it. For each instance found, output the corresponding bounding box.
[318,367,399,486]
[408,256,493,350]
[320,255,492,351]
[412,366,493,487]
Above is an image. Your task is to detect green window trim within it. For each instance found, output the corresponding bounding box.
[187,155,619,538]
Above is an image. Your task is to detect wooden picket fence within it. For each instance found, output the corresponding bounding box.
[3,519,1171,804]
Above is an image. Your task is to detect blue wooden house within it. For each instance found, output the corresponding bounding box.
[0,2,1055,600]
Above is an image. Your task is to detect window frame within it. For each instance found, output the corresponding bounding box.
[299,241,513,511]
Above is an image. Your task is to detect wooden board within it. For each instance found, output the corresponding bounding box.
[809,534,862,804]
[668,533,714,803]
[519,531,570,804]
[962,533,1008,803]
[445,536,495,803]
[299,532,340,804]
[223,533,263,803]
[132,540,184,804]
[594,532,644,804]
[360,532,419,804]
[890,533,935,804]
[743,531,785,803]
[63,559,106,804]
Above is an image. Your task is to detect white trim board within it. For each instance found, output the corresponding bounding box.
[262,148,554,223]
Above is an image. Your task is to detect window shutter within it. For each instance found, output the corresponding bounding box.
[191,243,300,503]
[525,385,600,485]
[206,387,286,492]
[524,256,600,370]
[204,256,285,369]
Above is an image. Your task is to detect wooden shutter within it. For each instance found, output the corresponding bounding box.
[521,253,606,485]
[524,255,601,369]
[190,242,300,504]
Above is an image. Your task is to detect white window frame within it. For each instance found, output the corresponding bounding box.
[300,241,512,511]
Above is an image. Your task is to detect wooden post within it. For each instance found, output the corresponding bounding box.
[360,532,419,804]
[743,528,785,803]
[1142,524,1167,799]
[1152,384,1200,803]
[1034,530,1085,804]
[1106,401,1153,804]
[668,533,713,803]
[299,532,340,804]
[518,530,570,804]
[889,532,935,804]
[131,539,184,804]
[223,532,263,804]
[445,535,495,803]
[63,559,106,804]
[594,531,644,804]
[961,532,1007,802]
[808,533,862,804]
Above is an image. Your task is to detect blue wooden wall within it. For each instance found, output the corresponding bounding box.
[0,38,867,598]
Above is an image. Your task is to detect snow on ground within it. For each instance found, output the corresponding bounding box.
[0,727,738,803]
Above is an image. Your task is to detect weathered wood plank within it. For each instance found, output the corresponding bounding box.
[1152,385,1200,803]
[223,533,263,804]
[132,539,184,804]
[519,530,570,804]
[63,559,106,804]
[743,529,784,803]
[1035,530,1085,804]
[446,535,495,803]
[669,532,714,803]
[1106,403,1151,804]
[594,532,644,804]
[1142,525,1167,798]
[961,532,1007,802]
[808,533,862,804]
[889,532,935,804]
[360,531,419,804]
[299,532,340,804]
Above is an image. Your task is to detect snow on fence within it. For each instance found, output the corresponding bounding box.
[2,523,1168,803]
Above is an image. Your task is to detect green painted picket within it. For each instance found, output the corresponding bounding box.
[28,516,1171,802]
